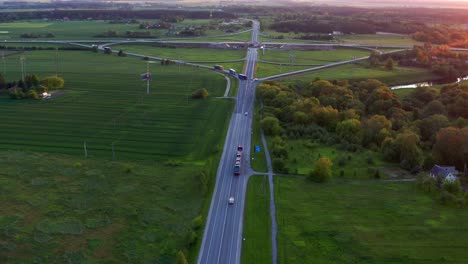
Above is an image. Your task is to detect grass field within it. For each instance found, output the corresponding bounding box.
[337,34,421,46]
[242,175,272,264]
[259,48,370,65]
[0,150,209,263]
[0,50,232,161]
[112,44,246,64]
[0,19,248,40]
[278,63,440,86]
[275,177,468,264]
[275,140,392,178]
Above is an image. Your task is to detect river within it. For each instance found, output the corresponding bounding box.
[391,75,468,90]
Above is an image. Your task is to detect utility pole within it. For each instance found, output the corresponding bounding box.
[20,56,25,82]
[146,61,150,95]
[55,47,59,76]
[84,141,88,158]
[2,50,5,77]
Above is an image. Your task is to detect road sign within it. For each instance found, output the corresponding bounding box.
[254,146,261,152]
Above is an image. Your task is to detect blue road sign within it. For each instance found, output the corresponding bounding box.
[254,146,261,152]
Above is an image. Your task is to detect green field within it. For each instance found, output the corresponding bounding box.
[337,34,421,46]
[0,50,232,160]
[278,63,440,86]
[275,177,468,264]
[279,140,393,178]
[112,45,246,69]
[0,150,210,263]
[0,19,248,40]
[259,48,370,65]
[242,175,272,264]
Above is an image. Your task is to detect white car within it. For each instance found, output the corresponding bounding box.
[244,112,248,116]
[228,197,235,204]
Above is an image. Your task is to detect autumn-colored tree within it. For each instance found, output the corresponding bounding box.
[418,114,450,142]
[40,76,64,90]
[433,127,468,170]
[420,100,446,119]
[362,115,392,147]
[309,157,333,182]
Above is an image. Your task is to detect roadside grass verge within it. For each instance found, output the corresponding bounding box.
[242,175,272,264]
[251,101,268,172]
[275,177,468,264]
[337,34,421,46]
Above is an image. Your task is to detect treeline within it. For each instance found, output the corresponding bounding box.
[20,32,55,38]
[269,16,426,34]
[0,9,235,22]
[413,27,468,47]
[257,79,467,175]
[0,73,65,100]
[94,30,155,38]
[0,46,88,51]
[388,45,468,81]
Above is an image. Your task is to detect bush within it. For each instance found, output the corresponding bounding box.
[192,215,203,230]
[443,180,462,195]
[309,157,333,183]
[272,158,288,173]
[191,88,209,99]
[27,89,39,99]
[417,174,438,194]
[440,190,458,206]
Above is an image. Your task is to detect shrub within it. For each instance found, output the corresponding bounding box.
[443,180,462,195]
[191,88,209,99]
[440,190,458,206]
[272,158,287,173]
[417,174,438,194]
[192,215,203,230]
[366,156,374,165]
[27,89,39,99]
[309,157,333,183]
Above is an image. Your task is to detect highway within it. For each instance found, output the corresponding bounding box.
[197,21,259,264]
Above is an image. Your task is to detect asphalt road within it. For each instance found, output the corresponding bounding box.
[197,21,259,264]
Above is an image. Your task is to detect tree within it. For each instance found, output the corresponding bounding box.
[261,116,282,136]
[395,131,423,170]
[25,74,40,89]
[433,127,468,170]
[369,51,381,67]
[309,157,333,182]
[362,115,392,147]
[420,100,446,118]
[336,119,362,145]
[384,57,394,70]
[27,89,39,99]
[191,88,208,99]
[418,114,450,142]
[176,250,188,264]
[40,76,64,90]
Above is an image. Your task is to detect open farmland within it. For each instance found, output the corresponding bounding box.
[275,178,468,264]
[0,50,233,160]
[0,19,248,40]
[0,150,213,263]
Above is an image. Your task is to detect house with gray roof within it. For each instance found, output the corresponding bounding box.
[429,165,458,182]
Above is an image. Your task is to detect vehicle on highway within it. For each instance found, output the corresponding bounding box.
[238,74,248,80]
[236,151,242,158]
[229,69,236,75]
[254,78,258,81]
[233,164,241,176]
[237,145,243,151]
[244,111,248,116]
[228,196,235,204]
[214,64,224,71]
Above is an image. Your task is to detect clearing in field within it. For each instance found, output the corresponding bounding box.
[275,177,468,264]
